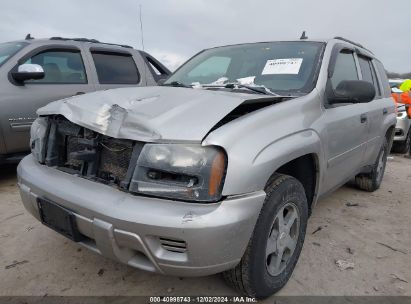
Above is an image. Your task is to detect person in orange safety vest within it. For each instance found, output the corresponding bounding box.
[392,90,411,117]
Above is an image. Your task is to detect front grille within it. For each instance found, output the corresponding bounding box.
[66,136,88,169]
[44,116,139,188]
[99,138,133,182]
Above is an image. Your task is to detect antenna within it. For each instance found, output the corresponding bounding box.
[300,31,308,40]
[139,4,148,86]
[139,4,145,51]
[25,33,33,40]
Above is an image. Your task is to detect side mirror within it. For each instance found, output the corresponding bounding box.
[12,64,44,83]
[330,80,376,104]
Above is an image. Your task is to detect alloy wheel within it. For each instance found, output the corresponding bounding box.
[265,202,300,276]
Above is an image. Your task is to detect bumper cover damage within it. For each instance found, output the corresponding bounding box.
[18,155,266,276]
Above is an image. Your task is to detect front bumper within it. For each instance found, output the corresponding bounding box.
[17,155,266,276]
[394,117,410,141]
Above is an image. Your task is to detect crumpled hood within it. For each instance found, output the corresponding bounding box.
[37,86,258,142]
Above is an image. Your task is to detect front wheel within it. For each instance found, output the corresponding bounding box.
[355,137,389,192]
[223,174,308,299]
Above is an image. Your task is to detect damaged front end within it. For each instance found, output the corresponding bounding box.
[31,115,227,203]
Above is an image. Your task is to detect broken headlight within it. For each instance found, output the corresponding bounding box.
[129,144,227,202]
[30,117,49,163]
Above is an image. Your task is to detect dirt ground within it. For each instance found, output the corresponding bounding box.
[0,155,410,300]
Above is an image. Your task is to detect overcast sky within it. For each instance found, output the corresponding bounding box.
[0,0,408,72]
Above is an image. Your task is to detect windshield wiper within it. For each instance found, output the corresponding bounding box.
[202,82,279,96]
[162,81,192,88]
[224,83,274,95]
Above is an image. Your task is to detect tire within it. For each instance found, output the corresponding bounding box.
[391,130,410,154]
[355,137,389,192]
[223,174,308,299]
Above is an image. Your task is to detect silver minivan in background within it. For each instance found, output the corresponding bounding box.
[0,36,170,164]
[18,37,396,298]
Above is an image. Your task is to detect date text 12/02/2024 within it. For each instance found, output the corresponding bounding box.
[149,296,257,303]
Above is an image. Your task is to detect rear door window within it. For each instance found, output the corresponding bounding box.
[358,55,381,98]
[330,51,358,89]
[24,50,87,84]
[91,51,140,84]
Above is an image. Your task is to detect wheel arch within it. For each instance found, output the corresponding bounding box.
[214,128,324,200]
[385,124,396,151]
[266,153,320,215]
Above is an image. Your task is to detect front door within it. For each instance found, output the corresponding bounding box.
[1,46,95,154]
[322,49,370,193]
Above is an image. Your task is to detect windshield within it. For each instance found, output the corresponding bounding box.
[166,41,325,94]
[0,42,28,67]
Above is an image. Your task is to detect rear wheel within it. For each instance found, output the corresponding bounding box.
[355,137,388,192]
[223,174,308,299]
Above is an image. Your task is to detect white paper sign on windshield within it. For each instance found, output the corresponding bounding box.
[262,58,303,75]
[236,76,256,85]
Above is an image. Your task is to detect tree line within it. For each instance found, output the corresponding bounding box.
[386,71,411,79]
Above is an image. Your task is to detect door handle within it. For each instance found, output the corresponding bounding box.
[360,114,367,123]
[75,92,85,95]
[383,108,388,115]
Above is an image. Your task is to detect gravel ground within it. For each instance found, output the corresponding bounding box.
[0,155,410,300]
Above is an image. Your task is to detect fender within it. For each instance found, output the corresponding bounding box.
[205,126,323,196]
[203,90,324,196]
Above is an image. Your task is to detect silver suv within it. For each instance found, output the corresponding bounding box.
[0,36,170,164]
[18,37,396,298]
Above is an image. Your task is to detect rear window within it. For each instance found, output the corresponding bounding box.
[91,52,140,84]
[0,42,27,67]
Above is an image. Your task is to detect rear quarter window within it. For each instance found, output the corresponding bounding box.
[374,60,391,98]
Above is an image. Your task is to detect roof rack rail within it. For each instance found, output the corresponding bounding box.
[334,36,374,54]
[49,37,133,49]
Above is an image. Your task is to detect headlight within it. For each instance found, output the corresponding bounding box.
[129,144,227,202]
[30,117,48,163]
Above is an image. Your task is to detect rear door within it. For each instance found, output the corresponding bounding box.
[357,54,384,165]
[322,48,370,192]
[1,44,95,154]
